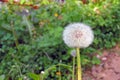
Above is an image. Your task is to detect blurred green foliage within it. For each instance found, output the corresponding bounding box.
[0,0,120,79]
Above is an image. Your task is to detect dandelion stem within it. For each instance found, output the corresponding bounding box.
[72,57,75,80]
[76,48,82,80]
[10,21,19,49]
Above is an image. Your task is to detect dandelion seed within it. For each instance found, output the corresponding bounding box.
[63,23,94,48]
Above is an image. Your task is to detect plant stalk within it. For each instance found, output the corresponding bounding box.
[72,57,75,80]
[76,48,82,80]
[10,21,19,50]
[59,61,61,80]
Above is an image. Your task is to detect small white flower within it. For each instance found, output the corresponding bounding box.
[41,71,45,74]
[63,23,94,48]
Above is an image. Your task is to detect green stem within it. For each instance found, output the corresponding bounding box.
[76,48,82,80]
[40,74,43,80]
[10,21,19,50]
[59,61,61,80]
[72,57,75,80]
[23,15,33,42]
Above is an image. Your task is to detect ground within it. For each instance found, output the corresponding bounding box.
[83,44,120,80]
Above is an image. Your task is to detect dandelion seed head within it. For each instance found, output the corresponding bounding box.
[63,23,94,48]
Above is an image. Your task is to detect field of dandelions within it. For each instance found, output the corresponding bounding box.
[0,0,120,80]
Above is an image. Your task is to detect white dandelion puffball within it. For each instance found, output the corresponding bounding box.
[63,23,94,48]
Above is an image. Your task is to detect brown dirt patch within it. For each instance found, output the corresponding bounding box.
[83,44,120,80]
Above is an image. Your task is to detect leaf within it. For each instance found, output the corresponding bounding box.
[0,23,12,33]
[18,78,22,80]
[92,57,101,65]
[28,73,40,80]
[0,75,5,80]
[41,0,50,5]
[43,65,56,79]
[9,0,14,4]
[20,0,26,4]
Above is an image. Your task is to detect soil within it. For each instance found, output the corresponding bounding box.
[83,44,120,80]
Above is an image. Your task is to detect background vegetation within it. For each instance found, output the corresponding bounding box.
[0,0,120,79]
